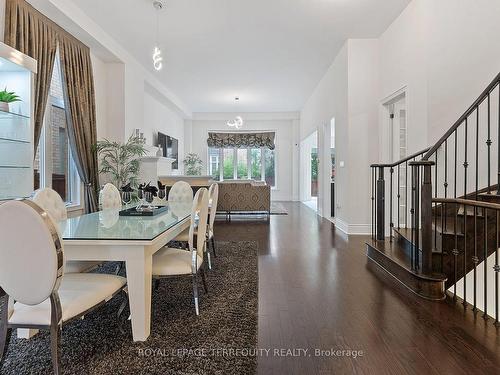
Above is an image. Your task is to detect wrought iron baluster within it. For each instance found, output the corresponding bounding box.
[495,210,499,325]
[483,207,488,319]
[453,201,458,301]
[475,107,479,201]
[390,167,394,242]
[487,93,491,194]
[463,201,468,309]
[410,164,415,271]
[464,118,468,198]
[405,161,408,229]
[444,140,448,231]
[473,205,478,312]
[434,153,438,252]
[397,165,401,229]
[371,168,375,239]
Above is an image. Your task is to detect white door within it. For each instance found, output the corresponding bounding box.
[388,96,407,227]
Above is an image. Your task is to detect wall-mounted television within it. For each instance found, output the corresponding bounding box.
[157,132,178,169]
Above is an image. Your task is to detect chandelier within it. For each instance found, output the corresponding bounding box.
[227,97,243,129]
[152,0,163,71]
[227,116,243,129]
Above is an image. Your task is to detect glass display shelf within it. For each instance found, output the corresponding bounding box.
[0,136,30,144]
[0,109,30,120]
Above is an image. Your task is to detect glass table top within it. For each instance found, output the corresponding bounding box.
[60,202,191,241]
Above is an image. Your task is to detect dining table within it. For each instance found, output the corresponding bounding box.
[58,201,191,342]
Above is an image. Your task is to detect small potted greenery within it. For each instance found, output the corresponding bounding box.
[183,153,203,176]
[0,87,21,112]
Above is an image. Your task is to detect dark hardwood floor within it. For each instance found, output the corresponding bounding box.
[215,202,500,375]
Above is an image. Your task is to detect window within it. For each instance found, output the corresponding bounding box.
[237,148,248,179]
[207,144,276,187]
[208,147,220,181]
[34,50,80,205]
[223,148,235,180]
[250,148,262,180]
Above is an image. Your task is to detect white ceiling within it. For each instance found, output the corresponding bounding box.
[70,0,410,113]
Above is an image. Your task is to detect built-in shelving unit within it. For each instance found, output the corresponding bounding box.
[0,42,37,199]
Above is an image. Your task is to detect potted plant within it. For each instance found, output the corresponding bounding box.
[183,153,203,176]
[0,87,21,112]
[93,134,147,189]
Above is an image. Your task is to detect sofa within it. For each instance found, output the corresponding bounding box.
[217,180,271,217]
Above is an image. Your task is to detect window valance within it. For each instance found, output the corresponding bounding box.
[207,132,275,150]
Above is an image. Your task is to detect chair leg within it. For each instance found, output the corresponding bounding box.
[211,236,217,258]
[115,261,125,275]
[192,274,200,316]
[205,239,212,270]
[0,291,11,365]
[50,324,61,375]
[200,268,209,293]
[0,327,11,365]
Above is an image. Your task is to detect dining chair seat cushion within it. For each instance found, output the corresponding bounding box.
[8,273,126,326]
[174,228,213,242]
[152,248,203,276]
[64,261,102,274]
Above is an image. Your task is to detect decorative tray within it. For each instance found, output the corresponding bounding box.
[119,205,169,217]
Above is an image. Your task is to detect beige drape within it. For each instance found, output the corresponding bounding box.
[58,35,99,213]
[4,0,99,212]
[4,0,57,152]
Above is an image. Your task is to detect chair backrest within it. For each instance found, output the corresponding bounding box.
[0,200,63,305]
[168,181,193,203]
[208,183,219,232]
[188,188,209,261]
[32,187,67,222]
[99,183,122,210]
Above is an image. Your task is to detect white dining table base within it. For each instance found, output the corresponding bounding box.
[53,218,188,342]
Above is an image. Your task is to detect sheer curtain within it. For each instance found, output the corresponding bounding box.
[4,0,99,212]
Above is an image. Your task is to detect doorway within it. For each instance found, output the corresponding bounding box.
[300,130,318,212]
[383,92,407,227]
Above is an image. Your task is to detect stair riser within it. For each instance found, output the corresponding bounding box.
[366,243,446,301]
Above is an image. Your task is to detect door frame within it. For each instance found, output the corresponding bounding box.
[380,86,408,165]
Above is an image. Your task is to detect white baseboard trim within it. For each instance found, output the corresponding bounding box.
[335,218,349,234]
[334,218,371,235]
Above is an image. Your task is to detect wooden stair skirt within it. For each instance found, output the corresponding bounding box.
[366,230,447,301]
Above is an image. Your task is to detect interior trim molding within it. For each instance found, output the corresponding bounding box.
[335,218,371,235]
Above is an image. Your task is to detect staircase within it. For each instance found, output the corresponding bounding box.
[367,72,500,325]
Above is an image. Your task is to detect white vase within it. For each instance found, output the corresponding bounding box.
[0,102,9,112]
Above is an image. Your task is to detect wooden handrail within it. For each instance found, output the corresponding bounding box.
[370,147,430,168]
[423,71,500,160]
[433,197,500,211]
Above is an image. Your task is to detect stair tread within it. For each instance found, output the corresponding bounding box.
[366,238,446,282]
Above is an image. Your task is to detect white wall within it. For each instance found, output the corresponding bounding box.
[143,90,185,173]
[301,0,500,234]
[379,0,500,152]
[189,112,300,201]
[301,44,348,224]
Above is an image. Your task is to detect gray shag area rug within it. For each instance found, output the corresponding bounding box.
[1,241,258,375]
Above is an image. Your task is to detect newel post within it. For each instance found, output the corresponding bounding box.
[376,166,385,240]
[419,160,435,274]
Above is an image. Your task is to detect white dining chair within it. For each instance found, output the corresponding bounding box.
[99,183,122,210]
[32,188,102,274]
[168,181,193,203]
[0,199,128,375]
[174,183,219,269]
[152,188,210,315]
